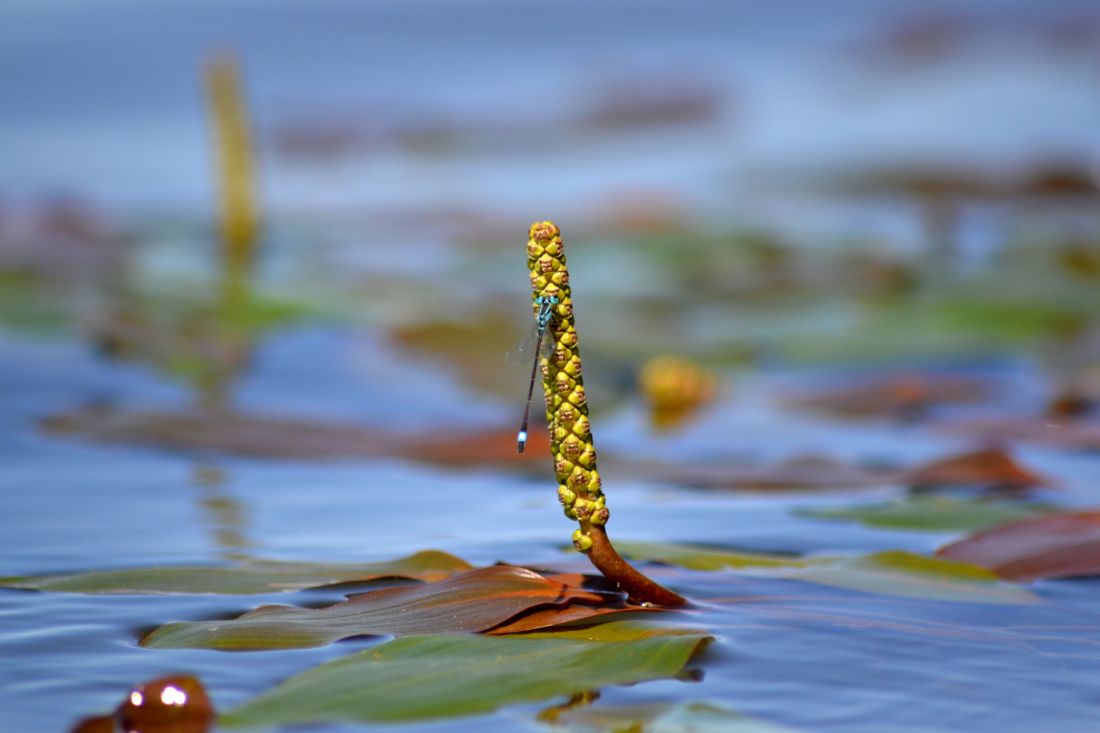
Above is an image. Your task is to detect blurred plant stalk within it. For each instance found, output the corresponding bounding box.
[201,53,260,409]
[205,53,258,308]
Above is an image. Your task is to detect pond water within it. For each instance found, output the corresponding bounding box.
[2,1,1100,731]
[4,327,1100,732]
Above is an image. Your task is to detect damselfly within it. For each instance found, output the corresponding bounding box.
[516,295,559,453]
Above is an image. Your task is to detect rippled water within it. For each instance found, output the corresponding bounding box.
[3,327,1100,732]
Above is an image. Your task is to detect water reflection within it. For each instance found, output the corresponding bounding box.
[192,463,253,562]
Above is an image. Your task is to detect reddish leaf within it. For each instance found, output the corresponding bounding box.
[668,455,893,492]
[646,446,1048,494]
[786,374,989,420]
[902,446,1050,490]
[487,605,661,635]
[140,566,613,650]
[41,405,548,465]
[71,676,214,733]
[483,575,666,635]
[937,511,1100,581]
[2,551,474,595]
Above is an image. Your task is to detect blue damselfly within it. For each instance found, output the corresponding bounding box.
[516,295,559,453]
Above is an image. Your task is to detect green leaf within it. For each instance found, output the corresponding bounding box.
[616,542,1037,604]
[220,621,712,726]
[613,541,807,571]
[141,566,611,650]
[796,496,1053,533]
[783,551,1037,604]
[544,701,800,733]
[0,550,472,595]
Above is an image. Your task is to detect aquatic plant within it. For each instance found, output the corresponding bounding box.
[204,53,258,299]
[524,221,686,607]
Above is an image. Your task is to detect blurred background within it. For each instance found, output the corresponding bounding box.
[3,3,1100,729]
[1,0,1099,477]
[3,0,1099,390]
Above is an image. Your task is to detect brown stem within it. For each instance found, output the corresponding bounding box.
[586,526,687,607]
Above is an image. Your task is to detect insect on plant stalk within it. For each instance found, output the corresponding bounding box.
[524,221,686,607]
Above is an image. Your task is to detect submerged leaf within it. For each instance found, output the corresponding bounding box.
[220,621,711,726]
[543,701,800,733]
[615,541,805,571]
[0,550,471,595]
[797,495,1053,532]
[616,542,1036,604]
[937,511,1100,581]
[141,566,613,650]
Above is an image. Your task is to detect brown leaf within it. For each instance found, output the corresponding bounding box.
[484,572,666,633]
[937,512,1100,581]
[902,446,1051,490]
[140,566,615,650]
[628,446,1048,495]
[667,455,894,492]
[41,405,549,465]
[71,676,214,733]
[786,374,989,420]
[487,605,662,635]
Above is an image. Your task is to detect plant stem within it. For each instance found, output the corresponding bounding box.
[526,221,686,607]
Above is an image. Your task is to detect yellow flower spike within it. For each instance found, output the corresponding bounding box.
[557,486,576,506]
[576,448,596,469]
[205,54,258,292]
[524,221,686,608]
[562,435,583,458]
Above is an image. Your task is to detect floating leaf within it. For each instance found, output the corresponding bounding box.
[543,701,800,733]
[615,541,804,571]
[902,447,1050,490]
[487,605,661,635]
[42,405,549,465]
[219,621,711,726]
[785,374,990,420]
[616,542,1036,604]
[141,566,613,650]
[655,447,1049,495]
[797,496,1053,533]
[0,550,472,595]
[784,551,1037,604]
[666,455,892,492]
[937,511,1100,581]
